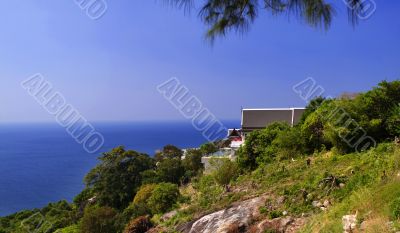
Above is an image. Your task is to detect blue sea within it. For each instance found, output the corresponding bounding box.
[0,121,239,216]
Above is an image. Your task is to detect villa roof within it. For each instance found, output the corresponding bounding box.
[241,107,305,129]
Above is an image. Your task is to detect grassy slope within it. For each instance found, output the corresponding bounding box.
[160,143,400,232]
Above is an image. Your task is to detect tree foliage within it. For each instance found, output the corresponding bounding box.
[156,158,185,184]
[183,149,204,178]
[133,184,157,205]
[147,183,180,214]
[165,0,368,40]
[84,146,155,210]
[210,158,239,189]
[155,144,183,161]
[237,122,290,170]
[200,142,218,155]
[80,206,117,233]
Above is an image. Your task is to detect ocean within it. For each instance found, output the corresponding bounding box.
[0,121,239,216]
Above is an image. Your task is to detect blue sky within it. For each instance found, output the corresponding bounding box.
[1,0,399,122]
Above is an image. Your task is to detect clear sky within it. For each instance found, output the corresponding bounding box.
[1,0,399,122]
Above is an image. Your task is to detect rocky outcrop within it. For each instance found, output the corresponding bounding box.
[182,196,265,233]
[249,216,306,233]
[177,196,305,233]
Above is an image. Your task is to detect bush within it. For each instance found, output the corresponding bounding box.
[272,127,305,160]
[140,170,160,185]
[210,158,239,190]
[147,183,180,214]
[237,122,290,170]
[117,203,151,231]
[182,149,204,178]
[390,197,400,219]
[155,145,183,161]
[156,158,185,184]
[123,216,152,233]
[133,184,157,205]
[84,146,155,210]
[200,142,218,155]
[193,175,223,208]
[80,206,117,233]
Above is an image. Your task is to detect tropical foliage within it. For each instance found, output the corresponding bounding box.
[165,0,369,40]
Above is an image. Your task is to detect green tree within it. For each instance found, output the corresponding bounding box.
[200,142,218,156]
[156,158,185,184]
[182,149,204,178]
[84,146,155,210]
[192,175,223,208]
[210,158,239,191]
[166,0,367,40]
[237,122,290,170]
[80,206,117,233]
[140,170,160,185]
[133,184,157,205]
[155,144,183,161]
[357,80,400,139]
[299,96,326,123]
[147,183,180,214]
[272,127,306,160]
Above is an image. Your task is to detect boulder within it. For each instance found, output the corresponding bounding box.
[160,210,177,222]
[342,213,357,232]
[184,196,265,233]
[312,201,322,208]
[254,216,294,233]
[323,200,331,207]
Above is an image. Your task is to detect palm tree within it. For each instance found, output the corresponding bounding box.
[164,0,371,41]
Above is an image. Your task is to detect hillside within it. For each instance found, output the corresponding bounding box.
[155,142,400,232]
[1,80,400,233]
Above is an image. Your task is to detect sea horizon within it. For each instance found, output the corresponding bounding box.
[0,120,239,216]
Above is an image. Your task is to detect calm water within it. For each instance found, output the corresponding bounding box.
[0,121,238,216]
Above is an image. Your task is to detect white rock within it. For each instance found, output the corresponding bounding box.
[342,213,357,233]
[188,196,265,233]
[312,201,322,208]
[282,211,288,216]
[323,200,331,207]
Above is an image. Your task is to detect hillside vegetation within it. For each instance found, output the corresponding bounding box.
[1,80,400,233]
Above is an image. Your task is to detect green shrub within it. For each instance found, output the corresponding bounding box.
[84,146,155,210]
[80,206,117,233]
[147,183,180,214]
[268,210,283,219]
[156,158,185,184]
[133,184,157,205]
[193,175,223,208]
[210,158,239,190]
[390,197,400,219]
[200,142,218,156]
[123,216,152,233]
[182,149,204,178]
[117,203,151,231]
[237,122,290,170]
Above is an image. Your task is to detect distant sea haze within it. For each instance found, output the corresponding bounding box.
[0,121,239,216]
